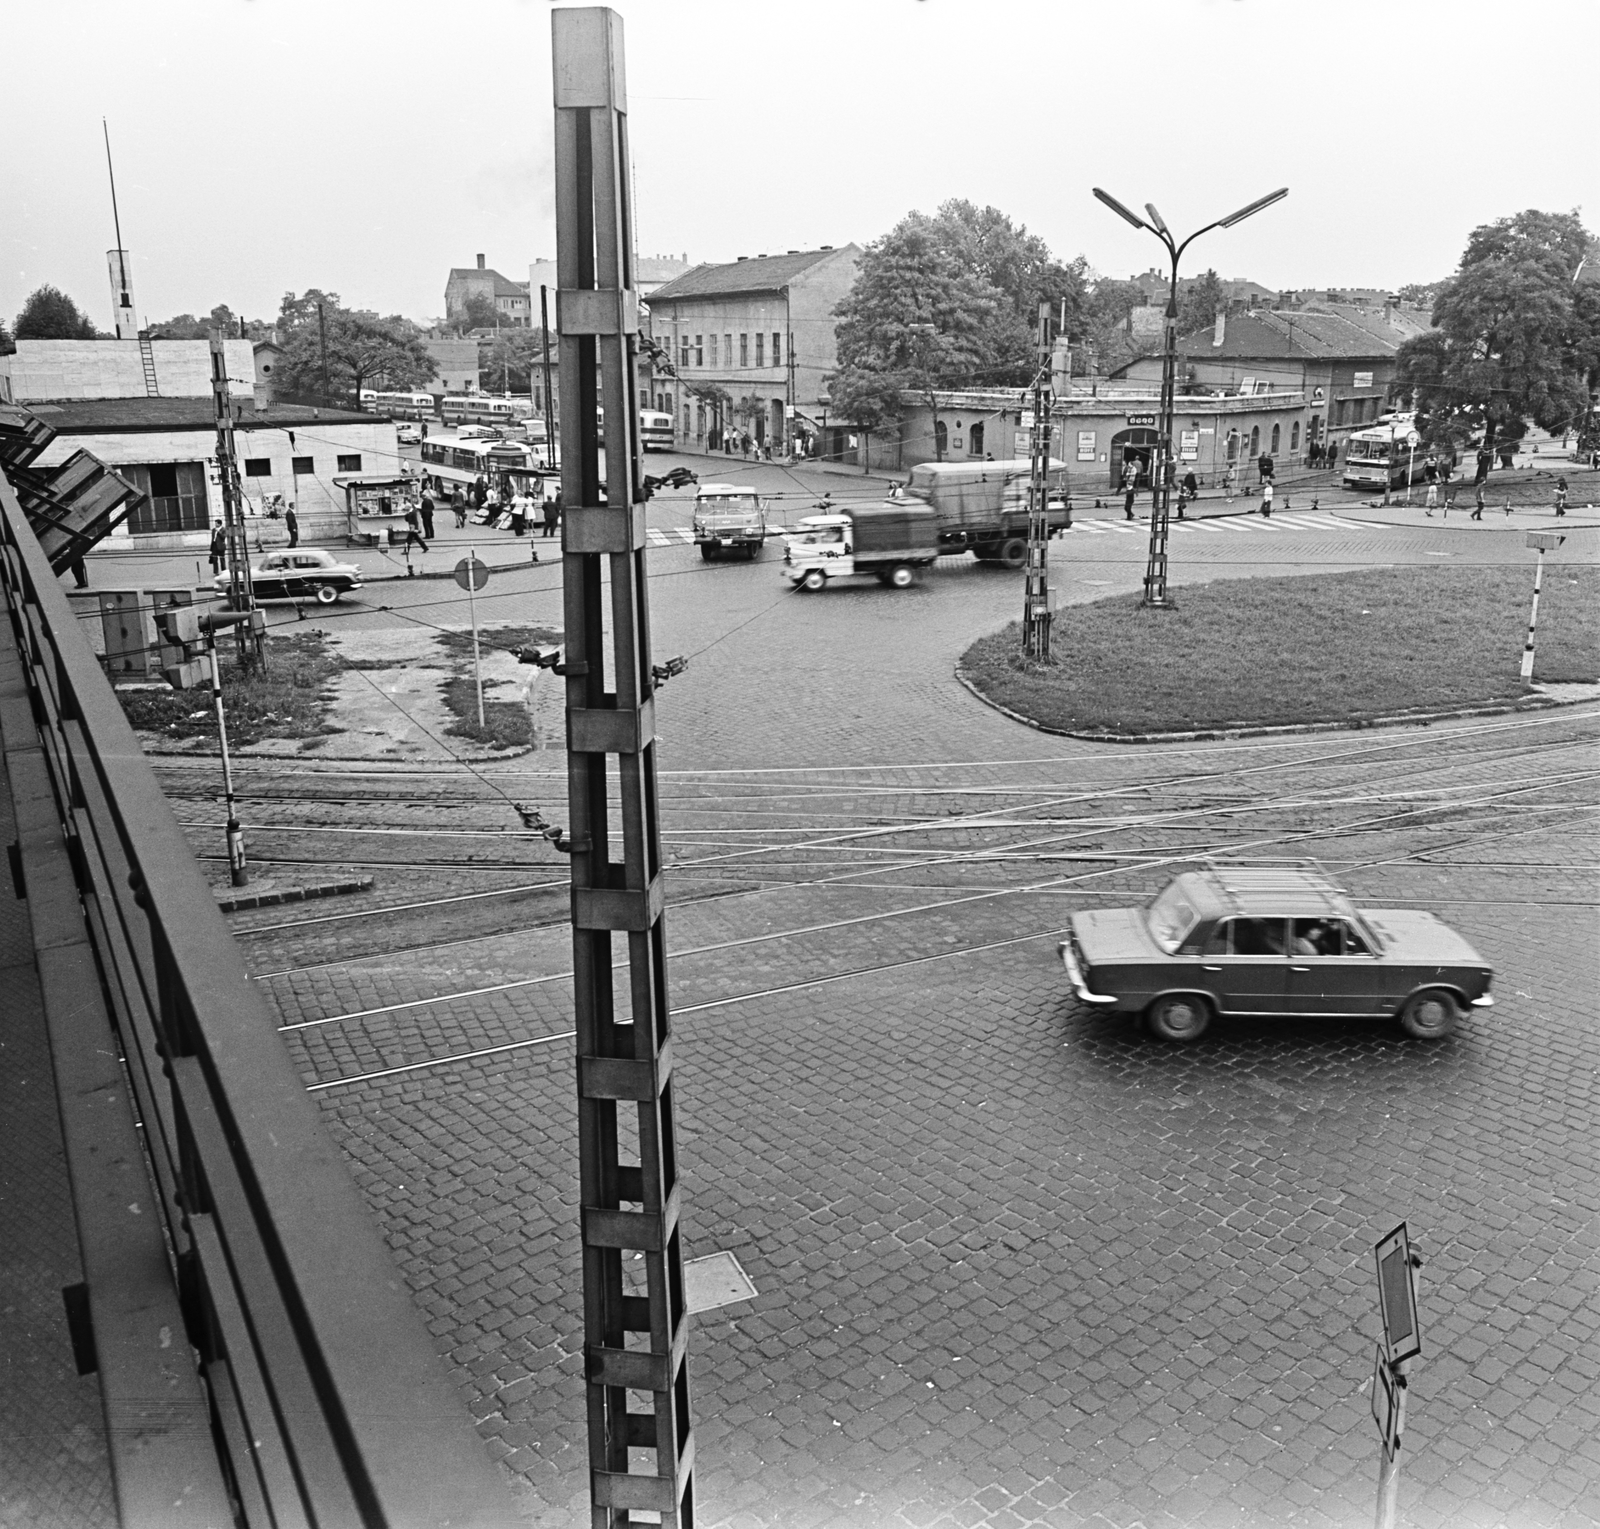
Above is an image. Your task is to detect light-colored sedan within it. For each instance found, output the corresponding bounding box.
[215,548,363,605]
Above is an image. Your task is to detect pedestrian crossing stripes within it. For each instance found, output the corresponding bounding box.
[1065,514,1383,536]
[647,527,699,546]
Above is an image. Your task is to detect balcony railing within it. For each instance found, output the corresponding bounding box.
[0,465,514,1528]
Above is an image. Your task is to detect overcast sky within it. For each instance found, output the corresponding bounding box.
[5,0,1593,332]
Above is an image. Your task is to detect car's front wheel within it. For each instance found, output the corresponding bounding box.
[315,583,340,604]
[1145,993,1212,1042]
[801,568,827,592]
[1398,987,1460,1040]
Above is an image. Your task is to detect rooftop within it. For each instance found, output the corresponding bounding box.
[26,398,380,432]
[447,267,529,298]
[649,246,857,303]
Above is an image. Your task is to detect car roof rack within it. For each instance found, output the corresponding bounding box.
[1195,856,1348,902]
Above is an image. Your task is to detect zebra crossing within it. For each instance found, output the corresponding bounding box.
[647,527,700,546]
[1066,512,1384,536]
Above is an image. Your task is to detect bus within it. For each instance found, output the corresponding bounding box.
[1341,418,1422,491]
[369,391,436,420]
[420,436,547,494]
[640,410,674,451]
[441,395,536,427]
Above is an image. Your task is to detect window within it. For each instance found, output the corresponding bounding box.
[934,419,948,454]
[772,332,782,367]
[1290,421,1300,453]
[682,405,690,437]
[244,457,272,477]
[679,336,690,370]
[970,422,984,456]
[739,333,749,367]
[724,333,732,368]
[1289,918,1373,957]
[1271,423,1281,454]
[709,334,718,368]
[1202,918,1287,957]
[124,461,209,534]
[292,456,315,475]
[337,454,363,472]
[694,335,703,366]
[755,333,764,367]
[1249,426,1260,457]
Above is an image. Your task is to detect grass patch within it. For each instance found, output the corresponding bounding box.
[960,564,1600,736]
[435,623,562,658]
[441,676,535,748]
[115,632,344,745]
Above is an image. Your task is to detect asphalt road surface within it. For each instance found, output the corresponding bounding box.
[155,468,1600,1529]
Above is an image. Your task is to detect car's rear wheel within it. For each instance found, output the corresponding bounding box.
[801,568,827,592]
[1145,993,1212,1042]
[998,537,1028,569]
[1398,987,1459,1039]
[315,583,339,604]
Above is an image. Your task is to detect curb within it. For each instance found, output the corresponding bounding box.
[953,667,1579,746]
[215,875,374,913]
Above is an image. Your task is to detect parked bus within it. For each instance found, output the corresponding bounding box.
[420,436,546,493]
[1341,417,1421,491]
[640,410,674,451]
[441,394,536,427]
[369,391,436,420]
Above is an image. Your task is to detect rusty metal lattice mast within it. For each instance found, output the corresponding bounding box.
[553,10,696,1525]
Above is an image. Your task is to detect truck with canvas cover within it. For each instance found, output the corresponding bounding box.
[783,504,940,591]
[904,457,1071,566]
[693,483,768,559]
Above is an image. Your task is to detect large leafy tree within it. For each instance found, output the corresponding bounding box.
[14,284,100,340]
[828,212,1017,433]
[0,319,13,356]
[1177,269,1225,334]
[270,289,436,403]
[147,304,274,340]
[1394,208,1598,451]
[1082,278,1157,373]
[479,328,551,393]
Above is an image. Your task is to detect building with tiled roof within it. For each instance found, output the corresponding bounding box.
[444,255,531,328]
[1113,306,1435,462]
[643,245,862,454]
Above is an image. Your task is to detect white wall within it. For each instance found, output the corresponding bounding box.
[0,339,255,401]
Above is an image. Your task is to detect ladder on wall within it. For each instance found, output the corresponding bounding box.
[138,335,159,397]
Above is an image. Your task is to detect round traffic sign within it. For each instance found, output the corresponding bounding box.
[1405,429,1421,448]
[453,557,490,592]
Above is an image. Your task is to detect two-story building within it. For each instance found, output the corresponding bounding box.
[1111,307,1429,461]
[444,255,532,328]
[644,245,862,454]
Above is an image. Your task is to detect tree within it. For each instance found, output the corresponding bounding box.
[1082,278,1157,374]
[1397,279,1449,309]
[479,328,551,393]
[460,292,501,332]
[14,285,100,340]
[270,290,437,404]
[1393,208,1598,452]
[827,211,1014,434]
[1177,269,1225,334]
[146,304,274,340]
[0,319,14,357]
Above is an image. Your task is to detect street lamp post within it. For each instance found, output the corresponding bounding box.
[1093,186,1288,608]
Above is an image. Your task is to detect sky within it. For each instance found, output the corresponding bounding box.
[4,0,1594,332]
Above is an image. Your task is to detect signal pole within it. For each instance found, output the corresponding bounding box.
[553,10,696,1524]
[1021,301,1054,661]
[208,329,259,670]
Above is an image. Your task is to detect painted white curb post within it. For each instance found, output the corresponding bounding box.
[454,552,491,727]
[1521,531,1565,680]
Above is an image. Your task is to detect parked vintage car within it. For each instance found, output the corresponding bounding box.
[1059,863,1493,1041]
[216,548,363,605]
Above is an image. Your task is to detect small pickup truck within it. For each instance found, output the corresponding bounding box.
[693,483,767,560]
[783,504,941,591]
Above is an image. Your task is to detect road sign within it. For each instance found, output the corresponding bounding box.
[1375,1222,1422,1363]
[1405,429,1421,448]
[1526,531,1565,551]
[1371,1344,1401,1460]
[453,557,490,592]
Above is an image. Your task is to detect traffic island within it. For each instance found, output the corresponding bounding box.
[957,565,1600,741]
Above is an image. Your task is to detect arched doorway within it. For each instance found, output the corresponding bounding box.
[970,421,985,457]
[770,399,784,453]
[1249,424,1261,459]
[1109,427,1159,489]
[934,419,948,456]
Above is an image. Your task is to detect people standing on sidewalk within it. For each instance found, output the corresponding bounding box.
[209,522,227,574]
[509,489,529,536]
[1260,479,1274,517]
[542,492,560,537]
[419,491,436,541]
[1325,440,1338,473]
[285,506,299,547]
[1121,460,1138,520]
[1178,470,1198,519]
[1223,462,1237,504]
[1554,476,1568,516]
[1258,451,1274,484]
[402,505,428,552]
[452,487,468,528]
[1472,482,1486,520]
[1423,454,1439,514]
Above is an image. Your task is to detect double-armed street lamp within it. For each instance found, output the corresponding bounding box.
[1092,185,1288,608]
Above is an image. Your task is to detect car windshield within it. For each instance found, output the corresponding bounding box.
[1145,883,1199,953]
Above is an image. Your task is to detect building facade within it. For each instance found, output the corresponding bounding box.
[644,246,861,454]
[444,255,531,327]
[421,338,481,399]
[0,339,255,404]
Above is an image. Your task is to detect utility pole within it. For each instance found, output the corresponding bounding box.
[208,329,258,670]
[317,300,329,406]
[552,9,696,1524]
[540,284,558,470]
[1021,301,1054,660]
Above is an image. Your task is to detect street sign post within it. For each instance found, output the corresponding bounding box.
[1370,1343,1400,1460]
[1404,430,1420,504]
[1375,1222,1422,1363]
[454,554,490,727]
[1372,1223,1424,1529]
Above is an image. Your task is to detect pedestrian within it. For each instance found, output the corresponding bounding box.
[542,492,560,538]
[509,489,529,536]
[1475,446,1492,485]
[1258,451,1274,483]
[1310,440,1323,469]
[1260,479,1274,517]
[1179,469,1198,519]
[1554,476,1568,516]
[1223,462,1237,504]
[1471,482,1485,520]
[1440,464,1455,516]
[1121,459,1138,520]
[473,475,489,511]
[403,504,428,552]
[419,491,436,541]
[70,556,89,588]
[1325,440,1338,472]
[452,487,468,529]
[208,522,227,574]
[285,506,299,547]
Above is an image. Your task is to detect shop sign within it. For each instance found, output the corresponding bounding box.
[1077,430,1096,462]
[1179,430,1200,461]
[1126,413,1156,426]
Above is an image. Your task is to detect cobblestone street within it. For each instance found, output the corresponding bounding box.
[158,499,1600,1528]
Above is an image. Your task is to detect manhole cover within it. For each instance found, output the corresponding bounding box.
[684,1251,757,1314]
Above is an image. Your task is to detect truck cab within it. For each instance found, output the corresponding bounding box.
[693,483,767,560]
[783,505,940,591]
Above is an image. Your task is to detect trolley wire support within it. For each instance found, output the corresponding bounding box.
[552,10,697,1525]
[208,328,261,669]
[1021,303,1054,660]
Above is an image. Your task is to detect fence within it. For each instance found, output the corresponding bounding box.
[0,462,513,1527]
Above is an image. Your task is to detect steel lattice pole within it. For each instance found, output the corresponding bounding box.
[1143,250,1178,609]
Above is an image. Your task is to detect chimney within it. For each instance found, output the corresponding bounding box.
[476,253,486,271]
[1383,294,1397,324]
[106,248,140,339]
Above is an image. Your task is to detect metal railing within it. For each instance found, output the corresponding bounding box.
[0,464,515,1528]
